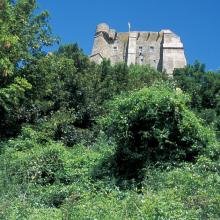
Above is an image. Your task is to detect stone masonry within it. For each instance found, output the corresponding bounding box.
[90,23,187,75]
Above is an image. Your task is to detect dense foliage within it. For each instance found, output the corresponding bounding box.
[0,0,56,138]
[174,62,220,139]
[0,129,219,219]
[0,1,219,219]
[100,83,219,179]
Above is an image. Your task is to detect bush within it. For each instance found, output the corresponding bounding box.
[100,82,219,179]
[55,123,96,147]
[0,138,72,186]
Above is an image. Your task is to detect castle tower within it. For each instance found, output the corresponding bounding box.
[90,23,111,64]
[162,29,187,76]
[90,23,187,75]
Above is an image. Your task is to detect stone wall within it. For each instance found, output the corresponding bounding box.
[90,23,187,75]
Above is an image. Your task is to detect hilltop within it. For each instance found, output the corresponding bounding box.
[0,1,219,219]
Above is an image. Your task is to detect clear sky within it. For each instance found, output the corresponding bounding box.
[37,0,220,71]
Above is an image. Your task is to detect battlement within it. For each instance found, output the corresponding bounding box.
[90,23,187,75]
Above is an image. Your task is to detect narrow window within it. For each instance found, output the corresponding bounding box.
[113,46,118,52]
[150,46,154,52]
[139,46,143,54]
[139,55,144,64]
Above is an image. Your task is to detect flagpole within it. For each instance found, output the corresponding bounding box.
[128,22,131,32]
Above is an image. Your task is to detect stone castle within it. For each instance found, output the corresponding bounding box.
[90,23,187,75]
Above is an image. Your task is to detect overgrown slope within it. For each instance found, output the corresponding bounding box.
[0,1,219,219]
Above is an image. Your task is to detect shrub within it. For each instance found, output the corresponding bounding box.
[0,139,72,186]
[55,124,96,147]
[100,82,219,179]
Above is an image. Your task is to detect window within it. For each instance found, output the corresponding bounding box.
[139,46,143,53]
[139,55,144,64]
[150,46,154,52]
[113,46,118,52]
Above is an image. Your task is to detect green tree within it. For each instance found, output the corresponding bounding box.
[0,0,56,138]
[174,61,220,138]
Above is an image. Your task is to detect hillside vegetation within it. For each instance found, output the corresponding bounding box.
[0,1,219,219]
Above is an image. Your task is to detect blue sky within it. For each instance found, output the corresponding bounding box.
[37,0,220,71]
